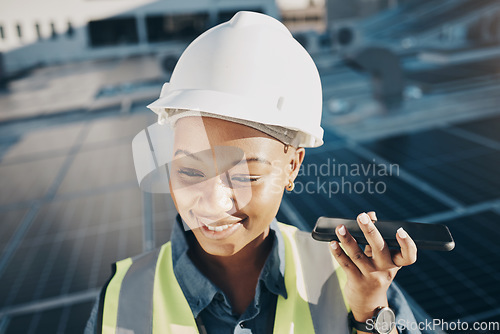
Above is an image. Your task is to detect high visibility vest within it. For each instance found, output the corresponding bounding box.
[98,223,351,334]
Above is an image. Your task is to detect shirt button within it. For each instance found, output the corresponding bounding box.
[239,322,245,328]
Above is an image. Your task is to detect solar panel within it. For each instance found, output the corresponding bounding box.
[456,114,500,143]
[364,129,500,205]
[278,146,451,228]
[4,301,94,334]
[396,211,500,322]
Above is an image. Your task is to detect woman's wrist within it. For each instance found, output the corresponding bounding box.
[350,299,399,334]
[351,306,387,323]
[349,294,390,322]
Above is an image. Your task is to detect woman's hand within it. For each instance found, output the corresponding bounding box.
[329,211,417,331]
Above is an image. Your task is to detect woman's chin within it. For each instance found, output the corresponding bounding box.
[194,236,242,257]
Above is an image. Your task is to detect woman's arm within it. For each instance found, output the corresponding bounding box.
[329,211,418,334]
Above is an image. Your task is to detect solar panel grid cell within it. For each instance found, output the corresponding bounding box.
[4,313,35,334]
[0,209,28,257]
[457,115,500,143]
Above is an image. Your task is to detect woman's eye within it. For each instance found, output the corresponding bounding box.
[178,168,204,178]
[231,175,260,183]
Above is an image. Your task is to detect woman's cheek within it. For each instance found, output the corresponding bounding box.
[248,178,285,215]
[171,188,197,224]
[268,175,286,196]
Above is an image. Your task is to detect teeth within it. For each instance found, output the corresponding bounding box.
[206,223,233,232]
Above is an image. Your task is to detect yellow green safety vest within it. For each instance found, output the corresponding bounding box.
[98,223,351,333]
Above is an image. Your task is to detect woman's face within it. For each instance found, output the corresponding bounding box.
[169,116,304,256]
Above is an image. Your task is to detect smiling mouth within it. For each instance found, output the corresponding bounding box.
[194,215,246,237]
[204,223,234,232]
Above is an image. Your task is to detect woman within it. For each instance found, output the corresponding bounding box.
[86,11,419,334]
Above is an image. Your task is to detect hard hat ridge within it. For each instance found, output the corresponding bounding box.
[229,11,292,37]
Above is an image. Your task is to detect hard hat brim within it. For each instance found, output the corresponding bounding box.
[147,89,324,148]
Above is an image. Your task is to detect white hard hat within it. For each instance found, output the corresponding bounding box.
[147,11,324,148]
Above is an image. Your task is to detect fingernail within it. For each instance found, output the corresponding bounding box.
[330,241,338,250]
[338,225,346,236]
[397,227,407,239]
[360,213,371,225]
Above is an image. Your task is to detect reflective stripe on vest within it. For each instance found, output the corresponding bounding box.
[101,223,351,334]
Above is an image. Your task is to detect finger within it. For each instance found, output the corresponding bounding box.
[392,227,417,267]
[364,245,373,257]
[336,224,372,274]
[357,212,392,265]
[367,211,377,222]
[330,241,362,279]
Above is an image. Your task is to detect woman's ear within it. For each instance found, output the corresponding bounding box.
[288,147,305,181]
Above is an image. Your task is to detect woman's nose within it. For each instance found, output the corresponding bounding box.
[199,174,235,213]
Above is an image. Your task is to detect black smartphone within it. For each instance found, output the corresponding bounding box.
[312,217,455,251]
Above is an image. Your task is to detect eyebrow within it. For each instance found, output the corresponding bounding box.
[237,157,271,165]
[174,149,202,161]
[174,149,271,165]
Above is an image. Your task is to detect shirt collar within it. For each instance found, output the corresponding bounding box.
[170,215,287,317]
